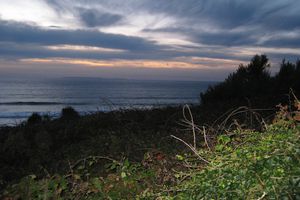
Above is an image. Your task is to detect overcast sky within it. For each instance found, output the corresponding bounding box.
[0,0,299,80]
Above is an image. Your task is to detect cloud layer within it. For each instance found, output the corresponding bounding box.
[0,0,300,80]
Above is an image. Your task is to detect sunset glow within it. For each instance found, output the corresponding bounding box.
[1,0,299,80]
[21,58,210,69]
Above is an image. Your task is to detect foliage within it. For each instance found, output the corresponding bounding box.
[2,105,300,199]
[61,106,80,120]
[2,153,176,199]
[1,54,300,199]
[27,113,42,125]
[275,59,300,94]
[0,106,184,192]
[200,55,300,109]
[201,54,272,105]
[148,113,300,199]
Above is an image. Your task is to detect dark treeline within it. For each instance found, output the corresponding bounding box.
[201,54,300,108]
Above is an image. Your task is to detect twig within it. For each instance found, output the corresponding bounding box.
[218,106,249,131]
[202,126,211,151]
[70,155,119,170]
[171,135,210,164]
[257,192,266,200]
[180,105,212,151]
[290,88,299,102]
[183,105,196,149]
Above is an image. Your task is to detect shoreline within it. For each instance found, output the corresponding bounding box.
[0,103,200,127]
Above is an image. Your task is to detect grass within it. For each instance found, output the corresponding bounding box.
[1,103,299,199]
[151,120,300,199]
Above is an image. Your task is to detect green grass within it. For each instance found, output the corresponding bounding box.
[146,120,300,199]
[2,113,300,199]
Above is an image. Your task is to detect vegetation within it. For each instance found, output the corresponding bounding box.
[1,100,299,199]
[1,55,300,199]
[0,107,186,190]
[201,55,300,108]
[154,105,300,199]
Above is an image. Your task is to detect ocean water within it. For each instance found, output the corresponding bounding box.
[0,77,216,125]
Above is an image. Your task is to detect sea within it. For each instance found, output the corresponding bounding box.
[0,77,216,126]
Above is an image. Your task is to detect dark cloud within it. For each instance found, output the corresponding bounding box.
[142,0,300,47]
[1,0,300,80]
[45,0,300,32]
[263,14,300,30]
[44,0,300,48]
[0,20,159,51]
[78,8,122,27]
[195,32,257,47]
[0,42,164,60]
[0,40,251,63]
[144,27,258,47]
[263,36,300,48]
[142,0,300,28]
[145,0,258,28]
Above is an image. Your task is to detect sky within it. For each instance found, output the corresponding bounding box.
[0,0,300,81]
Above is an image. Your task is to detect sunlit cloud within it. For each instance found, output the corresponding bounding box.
[20,58,211,69]
[0,0,78,27]
[46,45,127,53]
[176,57,248,69]
[229,46,300,57]
[1,0,300,80]
[20,56,248,71]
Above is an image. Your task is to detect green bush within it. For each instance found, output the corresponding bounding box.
[154,121,300,199]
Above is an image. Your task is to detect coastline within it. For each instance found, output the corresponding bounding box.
[0,103,200,127]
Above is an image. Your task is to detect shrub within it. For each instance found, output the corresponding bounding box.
[61,107,80,120]
[27,113,42,125]
[200,55,300,110]
[201,54,271,105]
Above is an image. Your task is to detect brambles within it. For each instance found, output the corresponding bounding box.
[1,101,300,199]
[152,102,300,199]
[0,106,185,197]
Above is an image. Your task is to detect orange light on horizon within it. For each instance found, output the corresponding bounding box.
[20,56,248,71]
[21,58,210,69]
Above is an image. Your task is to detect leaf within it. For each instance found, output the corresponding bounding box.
[60,178,67,190]
[216,144,224,151]
[28,174,37,180]
[110,163,117,170]
[124,159,130,168]
[218,135,231,145]
[73,174,81,180]
[121,172,127,179]
[92,178,102,190]
[176,154,184,161]
[88,160,94,166]
[77,165,84,170]
[174,174,181,178]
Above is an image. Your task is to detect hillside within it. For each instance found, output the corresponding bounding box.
[1,55,300,199]
[1,102,299,199]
